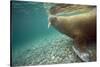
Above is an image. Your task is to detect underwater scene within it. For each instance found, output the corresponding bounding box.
[11,1,96,66]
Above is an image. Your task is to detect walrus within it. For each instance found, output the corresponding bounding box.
[48,4,96,62]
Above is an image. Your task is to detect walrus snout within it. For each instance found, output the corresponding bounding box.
[49,16,58,26]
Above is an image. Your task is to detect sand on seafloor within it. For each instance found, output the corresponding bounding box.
[12,32,82,66]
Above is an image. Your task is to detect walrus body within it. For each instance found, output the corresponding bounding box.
[48,4,96,61]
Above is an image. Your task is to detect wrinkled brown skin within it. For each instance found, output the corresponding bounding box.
[49,5,96,52]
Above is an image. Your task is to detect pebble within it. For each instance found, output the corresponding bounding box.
[51,56,55,60]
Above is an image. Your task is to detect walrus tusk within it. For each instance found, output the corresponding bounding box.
[48,21,51,28]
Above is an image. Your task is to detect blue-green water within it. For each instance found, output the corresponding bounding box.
[11,1,81,66]
[12,1,57,48]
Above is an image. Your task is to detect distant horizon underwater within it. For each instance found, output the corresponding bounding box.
[11,1,84,66]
